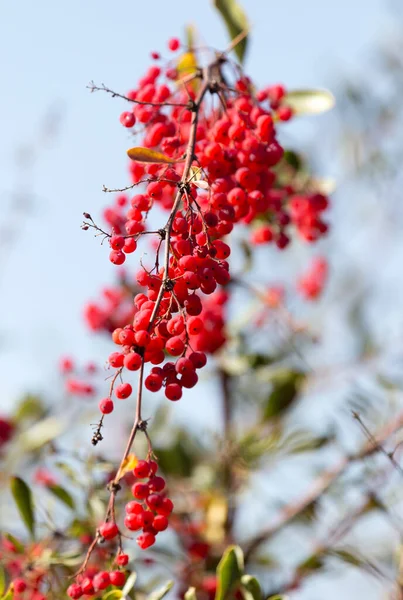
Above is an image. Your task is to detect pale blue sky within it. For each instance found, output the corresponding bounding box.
[0,0,387,408]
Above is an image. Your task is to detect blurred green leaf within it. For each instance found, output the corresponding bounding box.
[263,370,305,421]
[0,565,5,596]
[14,395,45,422]
[240,575,262,600]
[282,150,304,171]
[3,534,24,554]
[185,588,197,600]
[122,571,137,597]
[19,417,64,453]
[285,89,335,116]
[10,477,35,539]
[298,554,324,573]
[216,545,244,600]
[154,432,201,477]
[330,549,365,568]
[147,581,174,600]
[1,586,14,600]
[103,592,123,600]
[48,484,75,510]
[213,0,248,63]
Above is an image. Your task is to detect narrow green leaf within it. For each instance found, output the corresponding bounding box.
[48,485,75,510]
[213,0,248,63]
[215,545,244,600]
[240,575,262,600]
[284,89,335,116]
[1,585,14,600]
[0,565,6,596]
[3,534,24,554]
[267,596,289,600]
[10,477,35,539]
[147,580,174,600]
[122,571,137,597]
[185,588,197,600]
[19,417,64,452]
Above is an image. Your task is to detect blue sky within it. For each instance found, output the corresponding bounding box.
[0,0,388,408]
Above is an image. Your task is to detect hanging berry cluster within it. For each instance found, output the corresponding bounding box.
[74,35,331,594]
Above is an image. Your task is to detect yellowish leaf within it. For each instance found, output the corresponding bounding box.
[127,147,181,164]
[116,453,138,481]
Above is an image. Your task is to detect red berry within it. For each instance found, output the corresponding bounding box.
[165,336,185,356]
[116,553,129,566]
[153,515,168,531]
[81,578,95,595]
[133,459,150,478]
[93,571,111,591]
[13,579,27,593]
[136,532,156,549]
[120,111,136,128]
[145,373,163,392]
[148,476,165,492]
[188,351,207,369]
[99,521,119,540]
[109,352,124,367]
[110,235,125,250]
[187,316,203,335]
[165,383,182,401]
[124,237,137,253]
[146,493,163,510]
[157,497,174,516]
[99,397,114,414]
[132,482,149,499]
[124,352,142,371]
[110,250,126,265]
[109,571,126,587]
[125,500,144,514]
[124,513,142,531]
[116,383,132,399]
[168,37,180,51]
[67,583,83,599]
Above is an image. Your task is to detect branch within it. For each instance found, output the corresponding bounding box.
[87,81,190,108]
[244,409,403,560]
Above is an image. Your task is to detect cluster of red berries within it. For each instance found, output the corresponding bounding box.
[124,460,173,548]
[297,256,328,300]
[67,561,127,598]
[59,357,97,397]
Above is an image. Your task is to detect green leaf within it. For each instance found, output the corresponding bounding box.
[240,575,262,600]
[215,545,244,600]
[48,484,75,510]
[3,534,24,554]
[282,150,304,171]
[267,596,289,600]
[122,571,137,597]
[14,394,45,422]
[10,477,35,539]
[284,89,335,116]
[185,588,197,600]
[19,417,64,453]
[0,565,6,596]
[102,592,123,600]
[127,147,181,164]
[213,0,248,64]
[1,585,14,600]
[263,370,305,421]
[147,580,174,600]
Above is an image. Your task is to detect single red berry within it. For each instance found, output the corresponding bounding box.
[110,250,126,265]
[188,351,207,369]
[157,497,174,516]
[110,235,125,250]
[132,482,149,499]
[109,351,124,367]
[141,510,155,527]
[277,105,293,121]
[165,383,182,401]
[187,316,203,335]
[120,111,136,128]
[81,578,95,595]
[145,373,163,392]
[124,513,143,531]
[116,383,132,399]
[124,237,137,253]
[148,476,165,492]
[137,532,156,549]
[124,352,142,371]
[13,579,27,593]
[125,500,144,514]
[165,336,185,356]
[133,459,150,478]
[99,397,114,414]
[116,553,129,566]
[168,37,180,51]
[146,493,163,510]
[153,515,168,532]
[67,583,83,599]
[93,571,111,591]
[119,328,135,345]
[99,521,119,540]
[109,571,126,587]
[148,460,158,475]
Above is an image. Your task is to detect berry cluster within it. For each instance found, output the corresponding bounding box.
[124,459,173,548]
[67,565,127,598]
[297,256,328,300]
